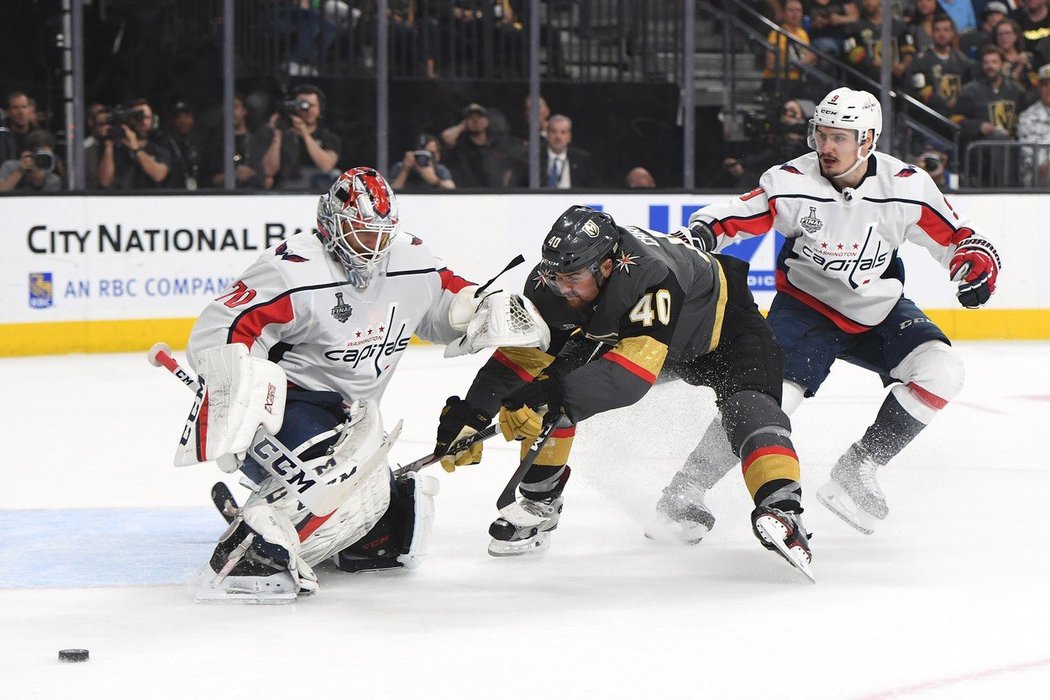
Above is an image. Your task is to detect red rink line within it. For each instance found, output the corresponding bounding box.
[857,656,1050,699]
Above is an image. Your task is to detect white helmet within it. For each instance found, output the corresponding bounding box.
[808,87,882,152]
[316,166,400,288]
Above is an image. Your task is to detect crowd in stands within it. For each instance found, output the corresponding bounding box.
[5,0,1050,192]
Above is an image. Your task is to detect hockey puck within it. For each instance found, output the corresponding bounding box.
[58,649,89,663]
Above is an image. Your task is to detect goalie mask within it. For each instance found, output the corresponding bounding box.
[316,167,401,288]
[540,206,620,298]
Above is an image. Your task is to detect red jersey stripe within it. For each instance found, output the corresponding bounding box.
[230,295,295,350]
[604,351,658,384]
[776,270,872,334]
[439,268,473,293]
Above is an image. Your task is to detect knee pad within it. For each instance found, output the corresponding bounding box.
[720,390,792,458]
[890,340,964,423]
[334,472,439,573]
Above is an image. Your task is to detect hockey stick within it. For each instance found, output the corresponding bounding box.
[392,423,500,479]
[147,342,378,517]
[494,415,564,527]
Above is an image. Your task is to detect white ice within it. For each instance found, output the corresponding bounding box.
[2,342,1049,699]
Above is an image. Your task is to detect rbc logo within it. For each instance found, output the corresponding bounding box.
[29,272,53,309]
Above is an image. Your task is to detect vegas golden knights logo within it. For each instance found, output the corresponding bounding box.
[939,74,961,103]
[988,100,1018,135]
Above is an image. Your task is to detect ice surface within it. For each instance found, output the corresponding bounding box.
[2,342,1049,698]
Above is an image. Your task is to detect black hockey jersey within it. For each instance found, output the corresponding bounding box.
[465,227,729,423]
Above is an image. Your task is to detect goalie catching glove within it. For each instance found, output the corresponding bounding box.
[433,396,491,472]
[445,290,551,358]
[949,237,1001,309]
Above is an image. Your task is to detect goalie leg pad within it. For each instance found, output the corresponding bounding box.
[334,472,439,572]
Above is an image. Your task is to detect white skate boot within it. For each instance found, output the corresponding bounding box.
[751,506,814,582]
[650,471,716,544]
[487,495,563,557]
[816,443,888,535]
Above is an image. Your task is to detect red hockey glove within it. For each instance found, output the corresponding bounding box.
[949,237,1000,309]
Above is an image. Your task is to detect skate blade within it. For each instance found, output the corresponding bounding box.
[816,480,877,535]
[487,532,551,557]
[755,516,816,583]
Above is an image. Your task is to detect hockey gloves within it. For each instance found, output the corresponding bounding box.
[949,237,1001,309]
[434,396,490,473]
[670,220,717,252]
[498,374,564,442]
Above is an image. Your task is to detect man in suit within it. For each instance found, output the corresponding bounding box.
[541,114,598,188]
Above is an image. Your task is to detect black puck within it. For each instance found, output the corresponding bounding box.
[58,649,89,662]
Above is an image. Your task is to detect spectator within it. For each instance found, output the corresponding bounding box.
[449,1,526,79]
[954,45,1026,184]
[960,1,1010,59]
[257,83,340,191]
[388,1,439,78]
[708,154,761,189]
[807,0,859,58]
[389,132,455,191]
[1017,64,1050,186]
[97,98,177,190]
[907,14,975,117]
[0,129,62,192]
[163,101,201,190]
[441,102,511,188]
[1011,0,1050,45]
[761,0,817,93]
[271,0,338,76]
[993,18,1044,89]
[537,114,597,189]
[937,0,977,34]
[913,140,955,189]
[746,97,812,172]
[909,0,941,53]
[845,0,918,85]
[525,94,551,140]
[625,166,656,188]
[2,91,40,160]
[202,94,263,189]
[84,103,112,190]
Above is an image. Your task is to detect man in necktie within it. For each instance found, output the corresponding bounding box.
[541,114,597,189]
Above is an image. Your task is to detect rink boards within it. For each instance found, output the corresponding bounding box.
[2,192,1047,355]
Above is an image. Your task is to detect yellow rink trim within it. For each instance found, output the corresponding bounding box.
[2,308,1050,356]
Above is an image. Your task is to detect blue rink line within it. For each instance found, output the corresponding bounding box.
[0,508,226,589]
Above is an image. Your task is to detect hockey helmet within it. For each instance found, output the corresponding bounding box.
[540,205,620,296]
[316,167,400,287]
[808,87,882,152]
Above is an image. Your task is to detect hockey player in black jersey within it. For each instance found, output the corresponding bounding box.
[432,205,814,579]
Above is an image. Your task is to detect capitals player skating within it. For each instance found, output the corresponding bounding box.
[175,166,545,601]
[658,87,1001,537]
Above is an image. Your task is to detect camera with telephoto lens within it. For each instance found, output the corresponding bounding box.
[922,153,941,171]
[101,108,147,139]
[32,149,55,172]
[413,150,432,167]
[278,98,312,115]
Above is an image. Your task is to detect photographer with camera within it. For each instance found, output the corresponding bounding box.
[97,98,177,190]
[0,129,62,191]
[914,142,954,190]
[388,133,455,192]
[84,103,112,190]
[256,84,340,191]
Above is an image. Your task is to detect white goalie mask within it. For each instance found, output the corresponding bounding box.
[316,167,401,288]
[807,87,882,163]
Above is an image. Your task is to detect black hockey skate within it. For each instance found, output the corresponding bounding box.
[751,506,815,583]
[487,495,563,557]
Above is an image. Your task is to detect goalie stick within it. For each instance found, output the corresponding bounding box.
[148,342,399,517]
[392,423,500,478]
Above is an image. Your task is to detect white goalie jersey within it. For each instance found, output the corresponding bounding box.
[187,231,470,399]
[692,151,987,332]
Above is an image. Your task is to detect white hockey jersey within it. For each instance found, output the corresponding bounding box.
[692,151,984,331]
[188,231,471,401]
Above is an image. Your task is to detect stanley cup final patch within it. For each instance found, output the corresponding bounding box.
[799,207,823,234]
[331,292,353,322]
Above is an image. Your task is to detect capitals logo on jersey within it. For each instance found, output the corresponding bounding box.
[323,303,411,377]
